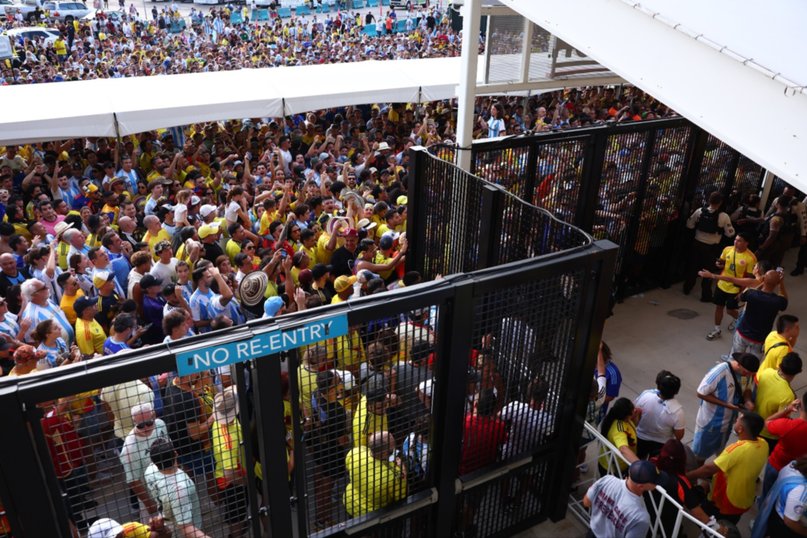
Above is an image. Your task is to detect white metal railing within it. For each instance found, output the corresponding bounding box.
[568,422,724,538]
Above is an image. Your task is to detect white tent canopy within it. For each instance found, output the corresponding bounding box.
[0,57,460,145]
[501,0,807,192]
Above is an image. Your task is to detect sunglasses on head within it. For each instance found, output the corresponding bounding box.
[136,420,155,430]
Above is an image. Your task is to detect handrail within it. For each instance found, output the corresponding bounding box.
[569,422,724,538]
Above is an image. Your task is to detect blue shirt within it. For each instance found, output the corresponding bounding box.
[103,337,130,356]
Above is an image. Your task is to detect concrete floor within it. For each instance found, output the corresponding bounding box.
[524,248,807,537]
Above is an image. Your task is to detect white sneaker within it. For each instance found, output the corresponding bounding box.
[728,320,736,332]
[706,328,722,341]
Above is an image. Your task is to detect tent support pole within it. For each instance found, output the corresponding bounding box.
[456,0,481,172]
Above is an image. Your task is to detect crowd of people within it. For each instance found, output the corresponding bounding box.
[584,244,806,537]
[2,3,806,538]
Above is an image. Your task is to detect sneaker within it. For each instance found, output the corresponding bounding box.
[706,328,722,341]
[579,463,589,473]
[792,267,804,277]
[727,320,736,332]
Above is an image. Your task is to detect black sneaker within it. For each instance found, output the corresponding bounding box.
[791,267,804,276]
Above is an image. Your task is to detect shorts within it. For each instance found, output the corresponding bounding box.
[713,287,739,309]
[178,450,215,478]
[217,484,248,524]
[730,331,763,359]
[692,428,729,460]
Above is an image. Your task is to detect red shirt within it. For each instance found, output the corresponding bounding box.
[459,413,507,475]
[41,409,84,479]
[767,417,807,470]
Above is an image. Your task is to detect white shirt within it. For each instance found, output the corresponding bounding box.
[225,200,240,225]
[144,464,202,529]
[634,389,685,443]
[150,258,179,285]
[120,419,169,483]
[499,401,551,458]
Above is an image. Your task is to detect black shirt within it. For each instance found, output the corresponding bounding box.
[162,383,203,457]
[330,246,357,278]
[203,241,225,264]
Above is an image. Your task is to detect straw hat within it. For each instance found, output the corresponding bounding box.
[239,271,268,307]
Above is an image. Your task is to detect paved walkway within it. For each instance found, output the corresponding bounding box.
[525,247,807,537]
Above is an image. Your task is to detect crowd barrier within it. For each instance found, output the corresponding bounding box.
[428,118,770,299]
[0,151,616,538]
[569,422,725,538]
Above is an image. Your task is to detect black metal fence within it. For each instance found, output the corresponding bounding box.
[427,118,768,298]
[0,153,616,538]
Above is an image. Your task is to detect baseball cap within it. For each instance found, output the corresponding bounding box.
[199,204,218,218]
[92,271,114,288]
[628,460,663,485]
[342,228,358,238]
[88,518,124,538]
[263,296,285,318]
[379,235,394,250]
[298,269,313,287]
[198,223,221,239]
[73,296,96,316]
[140,274,162,289]
[334,275,357,293]
[83,183,99,194]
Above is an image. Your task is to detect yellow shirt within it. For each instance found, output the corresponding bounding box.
[711,438,768,513]
[759,331,792,374]
[120,522,151,538]
[598,419,637,472]
[331,294,345,305]
[352,395,388,448]
[211,420,244,481]
[298,365,318,417]
[343,445,406,517]
[328,330,366,369]
[225,239,242,264]
[717,247,756,294]
[316,232,338,265]
[301,245,317,268]
[60,290,85,325]
[75,318,106,356]
[144,229,171,260]
[755,368,795,439]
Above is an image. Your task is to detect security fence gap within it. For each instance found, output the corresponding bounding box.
[0,151,615,538]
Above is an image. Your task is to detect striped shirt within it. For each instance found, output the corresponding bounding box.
[20,301,74,345]
[0,312,19,341]
[696,362,739,431]
[189,288,226,333]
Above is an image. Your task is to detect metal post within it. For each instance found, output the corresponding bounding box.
[577,128,608,232]
[520,16,533,84]
[234,363,263,538]
[456,0,481,172]
[0,387,72,537]
[406,147,430,277]
[760,169,776,209]
[478,184,505,268]
[252,355,294,538]
[547,240,618,520]
[431,282,476,537]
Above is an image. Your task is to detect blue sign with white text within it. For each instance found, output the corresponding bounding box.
[176,313,348,375]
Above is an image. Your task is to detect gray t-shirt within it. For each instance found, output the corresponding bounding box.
[586,475,650,538]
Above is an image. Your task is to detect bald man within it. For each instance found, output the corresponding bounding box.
[343,431,407,517]
[732,270,788,359]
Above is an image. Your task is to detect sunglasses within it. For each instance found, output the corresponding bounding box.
[135,420,155,430]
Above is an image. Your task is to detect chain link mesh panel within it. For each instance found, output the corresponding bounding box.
[592,130,647,276]
[450,266,584,537]
[473,144,531,199]
[691,134,736,209]
[33,367,252,537]
[454,451,551,536]
[292,302,441,535]
[416,155,484,279]
[733,155,765,198]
